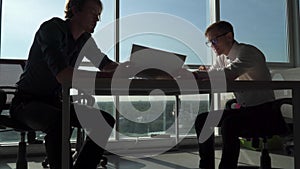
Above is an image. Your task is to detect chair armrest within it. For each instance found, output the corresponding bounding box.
[225,98,237,110]
[0,89,7,112]
[71,88,95,107]
[0,86,17,113]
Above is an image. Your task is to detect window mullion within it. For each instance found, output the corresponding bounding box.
[210,0,220,23]
[287,0,300,67]
[0,0,2,56]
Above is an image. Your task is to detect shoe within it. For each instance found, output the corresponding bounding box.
[199,160,214,169]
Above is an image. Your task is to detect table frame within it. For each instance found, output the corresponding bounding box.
[62,79,300,169]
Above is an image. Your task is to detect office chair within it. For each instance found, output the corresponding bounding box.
[225,98,292,169]
[0,59,41,144]
[0,86,39,169]
[1,87,109,169]
[0,59,108,168]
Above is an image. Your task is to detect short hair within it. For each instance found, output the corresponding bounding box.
[65,0,103,19]
[205,21,234,37]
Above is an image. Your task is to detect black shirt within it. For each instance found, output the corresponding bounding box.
[17,17,113,97]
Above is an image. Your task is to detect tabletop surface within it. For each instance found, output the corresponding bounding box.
[69,73,300,95]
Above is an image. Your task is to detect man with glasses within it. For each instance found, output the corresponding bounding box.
[194,21,275,169]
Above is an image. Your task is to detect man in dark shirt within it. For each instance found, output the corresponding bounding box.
[10,0,117,168]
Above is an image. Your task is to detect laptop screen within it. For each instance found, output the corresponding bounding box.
[129,44,186,71]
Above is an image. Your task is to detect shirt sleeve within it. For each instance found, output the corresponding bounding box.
[36,18,68,76]
[225,45,263,79]
[208,45,264,80]
[80,37,114,70]
[208,55,226,71]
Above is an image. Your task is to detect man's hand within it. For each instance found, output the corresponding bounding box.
[198,65,210,71]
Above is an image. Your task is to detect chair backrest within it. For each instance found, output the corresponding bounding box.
[0,59,26,85]
[0,89,7,112]
[225,98,291,137]
[0,59,32,130]
[268,98,291,136]
[0,59,26,106]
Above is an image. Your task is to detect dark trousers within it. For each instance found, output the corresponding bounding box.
[194,101,274,169]
[10,93,115,169]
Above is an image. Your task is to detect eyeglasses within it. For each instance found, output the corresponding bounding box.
[205,32,229,47]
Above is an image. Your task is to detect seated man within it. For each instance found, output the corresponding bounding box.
[9,0,118,169]
[194,21,275,169]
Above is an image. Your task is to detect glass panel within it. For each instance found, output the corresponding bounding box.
[179,95,210,137]
[91,0,115,60]
[94,96,116,140]
[1,0,115,60]
[118,0,211,141]
[220,0,288,63]
[120,0,210,65]
[118,96,176,139]
[1,0,65,59]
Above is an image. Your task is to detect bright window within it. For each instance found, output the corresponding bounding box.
[120,0,210,65]
[220,0,288,63]
[0,0,115,60]
[1,0,65,59]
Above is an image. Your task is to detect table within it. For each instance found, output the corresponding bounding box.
[62,79,300,169]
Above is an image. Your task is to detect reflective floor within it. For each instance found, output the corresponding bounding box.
[0,147,294,169]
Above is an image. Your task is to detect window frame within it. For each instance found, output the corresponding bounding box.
[0,0,299,147]
[0,0,298,65]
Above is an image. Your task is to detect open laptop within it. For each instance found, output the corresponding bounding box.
[129,44,187,73]
[128,44,187,79]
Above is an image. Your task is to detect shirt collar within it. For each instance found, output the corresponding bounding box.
[226,41,239,60]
